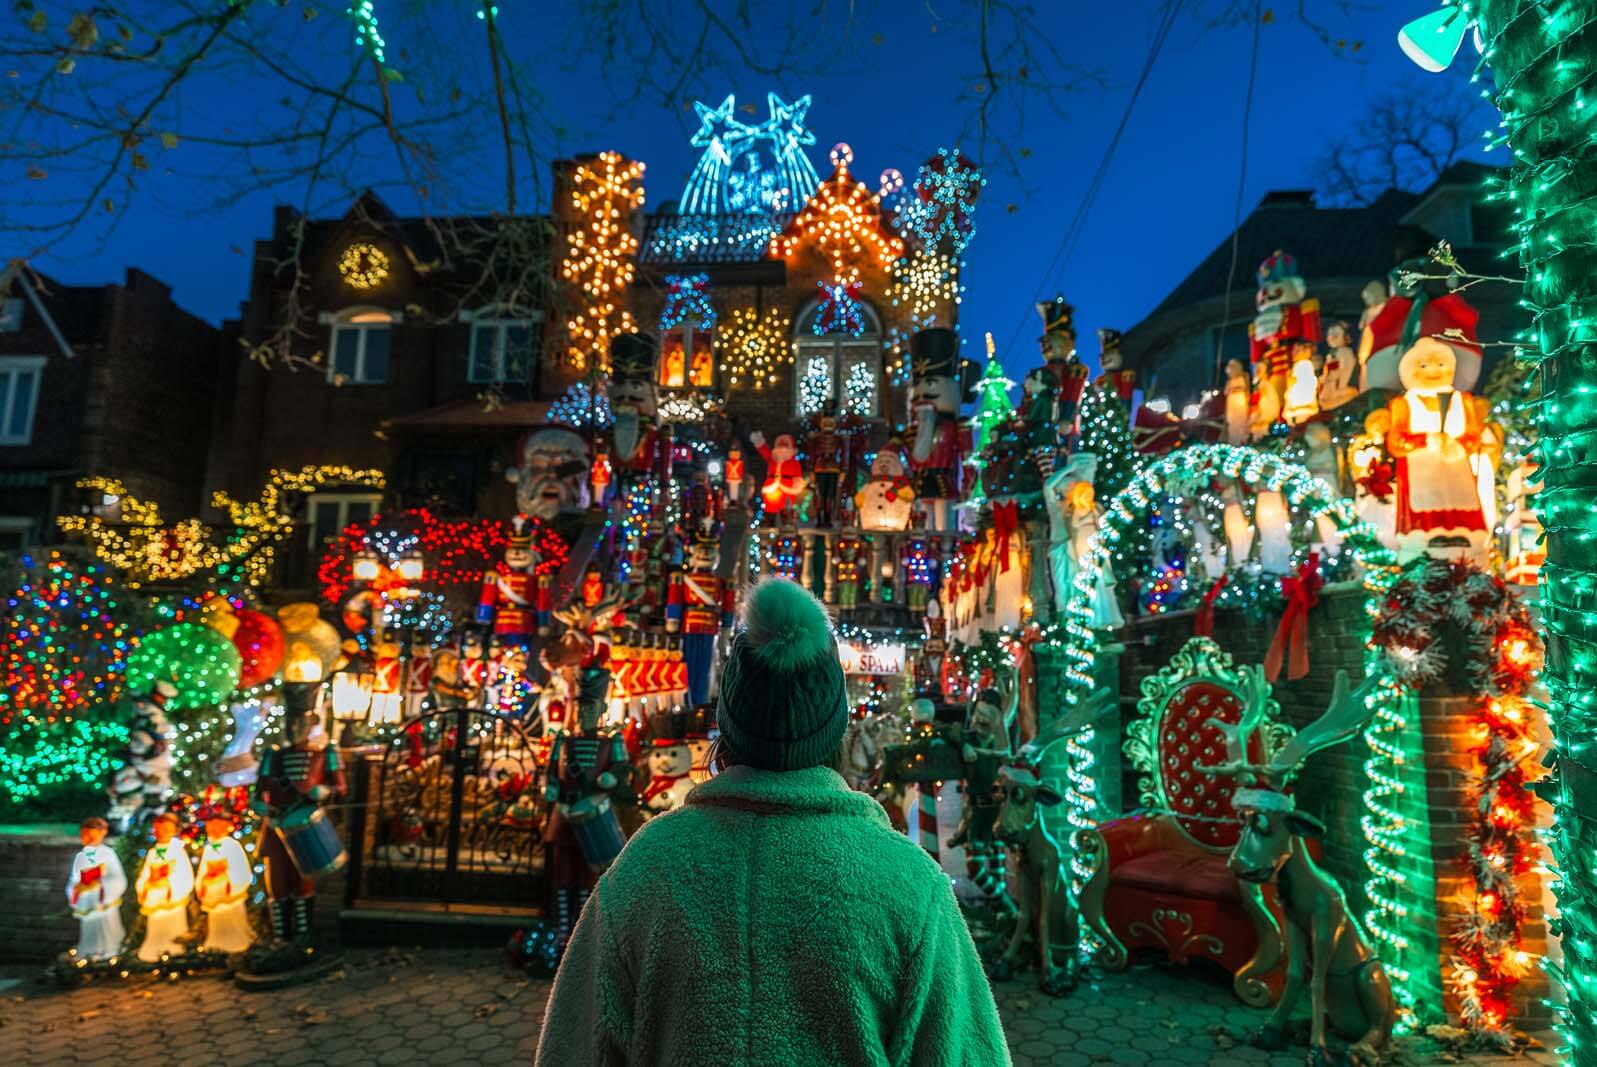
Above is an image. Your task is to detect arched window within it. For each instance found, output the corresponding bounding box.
[464,306,538,385]
[322,307,399,385]
[793,300,882,418]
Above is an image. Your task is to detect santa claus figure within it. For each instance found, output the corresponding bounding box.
[1036,296,1089,428]
[1094,328,1137,404]
[67,816,127,961]
[1386,328,1501,563]
[1361,264,1484,396]
[749,431,807,515]
[856,446,916,532]
[642,712,695,815]
[506,427,591,519]
[908,327,976,531]
[665,528,735,706]
[194,802,253,954]
[135,810,194,961]
[477,515,546,645]
[1248,251,1320,436]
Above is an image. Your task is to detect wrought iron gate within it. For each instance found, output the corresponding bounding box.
[345,706,546,911]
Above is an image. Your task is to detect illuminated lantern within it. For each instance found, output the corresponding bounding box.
[1255,491,1292,573]
[277,602,341,683]
[230,608,285,689]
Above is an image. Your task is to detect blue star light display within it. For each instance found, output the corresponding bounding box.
[679,92,820,217]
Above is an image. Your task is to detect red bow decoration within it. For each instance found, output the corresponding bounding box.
[1194,575,1229,637]
[1265,553,1323,682]
[992,501,1020,573]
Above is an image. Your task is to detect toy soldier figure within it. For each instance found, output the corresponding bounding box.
[251,695,346,949]
[808,415,847,527]
[1094,328,1138,404]
[832,529,868,611]
[477,515,545,645]
[666,525,736,706]
[1037,296,1089,428]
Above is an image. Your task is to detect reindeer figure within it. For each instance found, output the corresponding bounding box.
[1200,668,1397,1067]
[989,687,1116,997]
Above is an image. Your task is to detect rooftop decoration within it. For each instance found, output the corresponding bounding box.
[680,92,820,216]
[561,151,645,372]
[770,143,905,275]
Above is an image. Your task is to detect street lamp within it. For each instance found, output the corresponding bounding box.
[352,551,381,583]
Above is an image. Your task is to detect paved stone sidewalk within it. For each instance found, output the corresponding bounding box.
[0,949,1560,1066]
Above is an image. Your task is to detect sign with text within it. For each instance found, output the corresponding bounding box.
[838,640,906,676]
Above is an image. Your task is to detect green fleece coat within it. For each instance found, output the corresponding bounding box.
[534,765,1011,1066]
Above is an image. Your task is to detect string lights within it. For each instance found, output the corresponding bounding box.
[905,148,986,255]
[659,272,717,332]
[888,248,961,325]
[124,624,243,713]
[1,553,134,724]
[716,306,791,391]
[561,151,645,371]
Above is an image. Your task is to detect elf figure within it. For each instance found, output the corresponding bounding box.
[1094,328,1137,404]
[907,327,976,532]
[724,446,747,508]
[665,528,735,706]
[807,415,847,527]
[477,515,545,646]
[765,530,806,583]
[134,810,194,962]
[1037,296,1088,428]
[253,703,346,946]
[642,711,695,815]
[749,430,807,515]
[67,816,127,961]
[832,530,868,611]
[1318,321,1360,411]
[194,801,253,954]
[1249,251,1320,436]
[855,446,915,532]
[900,537,938,614]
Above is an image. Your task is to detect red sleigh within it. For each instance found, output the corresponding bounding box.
[1078,637,1299,1006]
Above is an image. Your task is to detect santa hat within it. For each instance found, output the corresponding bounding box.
[1363,291,1481,392]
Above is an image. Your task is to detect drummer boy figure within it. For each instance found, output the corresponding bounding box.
[252,704,346,947]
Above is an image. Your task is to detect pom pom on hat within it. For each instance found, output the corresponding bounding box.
[740,577,837,672]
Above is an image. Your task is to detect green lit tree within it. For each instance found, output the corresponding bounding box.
[1076,384,1137,501]
[970,359,1015,454]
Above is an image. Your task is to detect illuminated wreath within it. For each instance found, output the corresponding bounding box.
[338,242,390,290]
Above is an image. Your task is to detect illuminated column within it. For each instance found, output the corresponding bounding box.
[822,532,837,603]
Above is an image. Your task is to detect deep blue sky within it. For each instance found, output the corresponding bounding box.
[28,3,1485,383]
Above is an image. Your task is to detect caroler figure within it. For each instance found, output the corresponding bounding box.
[134,810,194,962]
[665,527,735,707]
[252,696,346,948]
[477,515,546,645]
[66,816,126,961]
[194,795,254,954]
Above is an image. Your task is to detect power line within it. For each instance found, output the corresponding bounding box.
[1211,0,1263,390]
[995,0,1185,365]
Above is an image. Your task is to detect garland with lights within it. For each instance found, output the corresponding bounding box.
[561,151,645,371]
[1,553,136,724]
[659,272,717,332]
[1372,557,1545,1039]
[59,466,385,588]
[716,305,791,390]
[1042,444,1403,964]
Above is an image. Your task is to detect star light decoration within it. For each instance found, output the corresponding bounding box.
[771,143,905,274]
[561,151,645,371]
[716,306,792,390]
[681,92,820,216]
[904,148,986,255]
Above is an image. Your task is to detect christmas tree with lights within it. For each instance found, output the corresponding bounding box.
[970,356,1015,455]
[1076,384,1136,501]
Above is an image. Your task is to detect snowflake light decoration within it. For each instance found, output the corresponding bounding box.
[888,249,961,325]
[659,273,717,332]
[717,306,792,391]
[907,148,985,255]
[561,151,645,371]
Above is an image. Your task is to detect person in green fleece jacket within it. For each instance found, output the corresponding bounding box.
[535,576,1011,1066]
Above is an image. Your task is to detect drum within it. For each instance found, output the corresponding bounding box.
[562,794,625,873]
[277,805,347,877]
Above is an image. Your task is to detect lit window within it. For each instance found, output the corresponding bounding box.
[307,492,381,552]
[468,311,537,384]
[326,308,395,385]
[0,356,44,445]
[793,302,881,417]
[660,323,715,390]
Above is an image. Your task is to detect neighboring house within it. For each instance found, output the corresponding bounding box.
[1122,162,1520,410]
[0,264,218,550]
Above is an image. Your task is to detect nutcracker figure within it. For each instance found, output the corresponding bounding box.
[590,447,612,511]
[252,699,346,947]
[66,816,127,961]
[900,536,938,614]
[666,529,735,706]
[1037,296,1089,428]
[749,430,807,514]
[908,327,976,532]
[477,515,546,645]
[581,565,606,608]
[1248,251,1321,436]
[765,529,806,583]
[724,446,747,508]
[194,798,253,954]
[1094,328,1137,404]
[608,332,671,485]
[808,415,847,527]
[134,810,194,962]
[832,529,868,611]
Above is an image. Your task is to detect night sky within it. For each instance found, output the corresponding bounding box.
[23,3,1488,384]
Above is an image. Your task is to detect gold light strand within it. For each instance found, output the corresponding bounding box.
[887,249,961,323]
[769,143,904,278]
[561,151,645,372]
[58,465,384,587]
[717,306,792,391]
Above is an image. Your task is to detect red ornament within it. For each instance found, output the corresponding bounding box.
[231,608,285,688]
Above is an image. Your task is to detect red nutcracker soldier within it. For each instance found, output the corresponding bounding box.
[590,447,612,511]
[724,446,747,508]
[477,516,546,645]
[907,327,976,532]
[1037,296,1089,426]
[807,415,847,528]
[251,693,346,948]
[666,528,735,706]
[1248,250,1321,435]
[748,431,807,515]
[1094,328,1137,404]
[765,529,805,582]
[608,333,673,485]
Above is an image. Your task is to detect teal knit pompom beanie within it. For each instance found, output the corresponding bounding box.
[716,578,848,771]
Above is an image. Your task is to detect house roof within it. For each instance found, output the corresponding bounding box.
[382,397,550,433]
[1140,188,1428,321]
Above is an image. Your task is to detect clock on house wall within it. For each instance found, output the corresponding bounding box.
[338,242,390,290]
